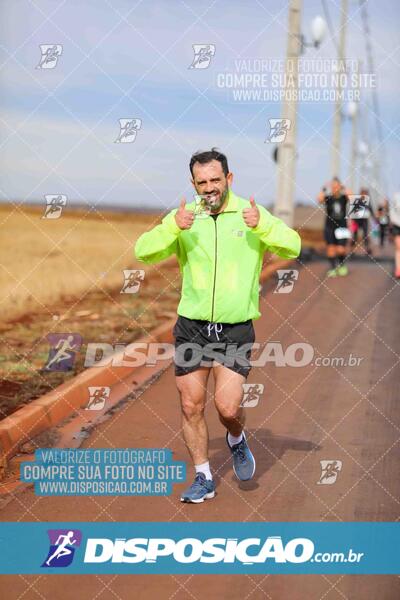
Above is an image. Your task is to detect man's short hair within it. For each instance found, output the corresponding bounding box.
[189,147,229,177]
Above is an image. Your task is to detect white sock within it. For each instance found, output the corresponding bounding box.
[195,461,212,481]
[228,431,243,447]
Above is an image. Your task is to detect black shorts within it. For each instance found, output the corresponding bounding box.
[173,315,255,378]
[324,221,348,246]
[351,218,369,243]
[391,224,400,237]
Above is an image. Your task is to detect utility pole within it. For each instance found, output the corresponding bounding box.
[331,0,348,178]
[349,109,358,192]
[349,61,359,193]
[274,0,302,228]
[370,152,380,211]
[359,86,370,190]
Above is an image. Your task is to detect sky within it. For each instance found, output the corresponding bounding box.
[0,0,399,211]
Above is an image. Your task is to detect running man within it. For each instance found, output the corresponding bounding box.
[318,177,351,277]
[45,531,77,566]
[390,192,400,279]
[135,148,301,503]
[44,334,77,370]
[376,198,390,248]
[349,187,372,256]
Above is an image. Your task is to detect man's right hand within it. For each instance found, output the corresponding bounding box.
[175,198,194,230]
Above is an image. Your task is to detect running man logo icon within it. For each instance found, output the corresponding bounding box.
[36,44,63,69]
[86,386,111,411]
[274,269,299,294]
[114,118,142,143]
[317,460,343,485]
[42,529,82,568]
[241,383,264,408]
[120,269,145,293]
[42,194,67,219]
[265,119,291,144]
[43,333,82,371]
[188,44,216,69]
[347,195,370,219]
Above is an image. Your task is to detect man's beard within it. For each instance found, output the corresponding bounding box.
[203,187,228,214]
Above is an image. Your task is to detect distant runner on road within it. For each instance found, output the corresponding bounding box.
[135,148,301,503]
[376,198,390,247]
[318,177,351,278]
[390,192,400,279]
[349,187,372,256]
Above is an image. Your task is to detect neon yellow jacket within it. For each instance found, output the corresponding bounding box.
[134,190,301,323]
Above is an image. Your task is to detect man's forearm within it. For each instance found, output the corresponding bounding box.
[252,209,301,258]
[134,211,180,263]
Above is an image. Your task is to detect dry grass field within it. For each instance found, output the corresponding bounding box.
[0,204,163,322]
[0,204,181,416]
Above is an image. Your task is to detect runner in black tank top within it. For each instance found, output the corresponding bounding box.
[318,177,350,278]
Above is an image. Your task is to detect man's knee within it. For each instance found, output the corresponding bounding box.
[217,402,241,422]
[177,381,205,420]
[181,397,204,420]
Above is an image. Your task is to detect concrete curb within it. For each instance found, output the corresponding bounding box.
[0,257,294,468]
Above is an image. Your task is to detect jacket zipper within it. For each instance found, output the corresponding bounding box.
[210,217,218,321]
[209,210,236,322]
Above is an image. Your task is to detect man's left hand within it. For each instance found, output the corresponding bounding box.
[242,196,260,228]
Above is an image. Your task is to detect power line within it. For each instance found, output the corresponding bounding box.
[321,0,340,53]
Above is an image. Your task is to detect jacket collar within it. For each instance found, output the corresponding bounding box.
[221,189,239,213]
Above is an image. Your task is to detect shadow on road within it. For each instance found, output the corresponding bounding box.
[209,428,321,491]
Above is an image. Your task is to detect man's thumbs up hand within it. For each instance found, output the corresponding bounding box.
[242,196,260,228]
[175,197,194,230]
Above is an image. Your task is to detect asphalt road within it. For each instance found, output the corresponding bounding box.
[1,254,399,599]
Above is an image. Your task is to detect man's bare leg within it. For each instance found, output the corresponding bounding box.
[213,364,245,435]
[395,235,400,274]
[178,367,217,502]
[213,364,256,481]
[176,367,210,465]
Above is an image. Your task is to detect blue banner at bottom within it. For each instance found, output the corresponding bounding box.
[1,522,399,574]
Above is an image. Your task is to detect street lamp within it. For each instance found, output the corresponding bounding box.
[358,141,369,157]
[299,15,327,53]
[346,101,358,119]
[311,15,327,47]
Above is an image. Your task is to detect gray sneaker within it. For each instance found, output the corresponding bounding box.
[226,432,256,481]
[180,472,216,503]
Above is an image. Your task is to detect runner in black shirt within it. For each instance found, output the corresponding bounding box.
[318,177,350,277]
[375,198,390,247]
[350,187,372,255]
